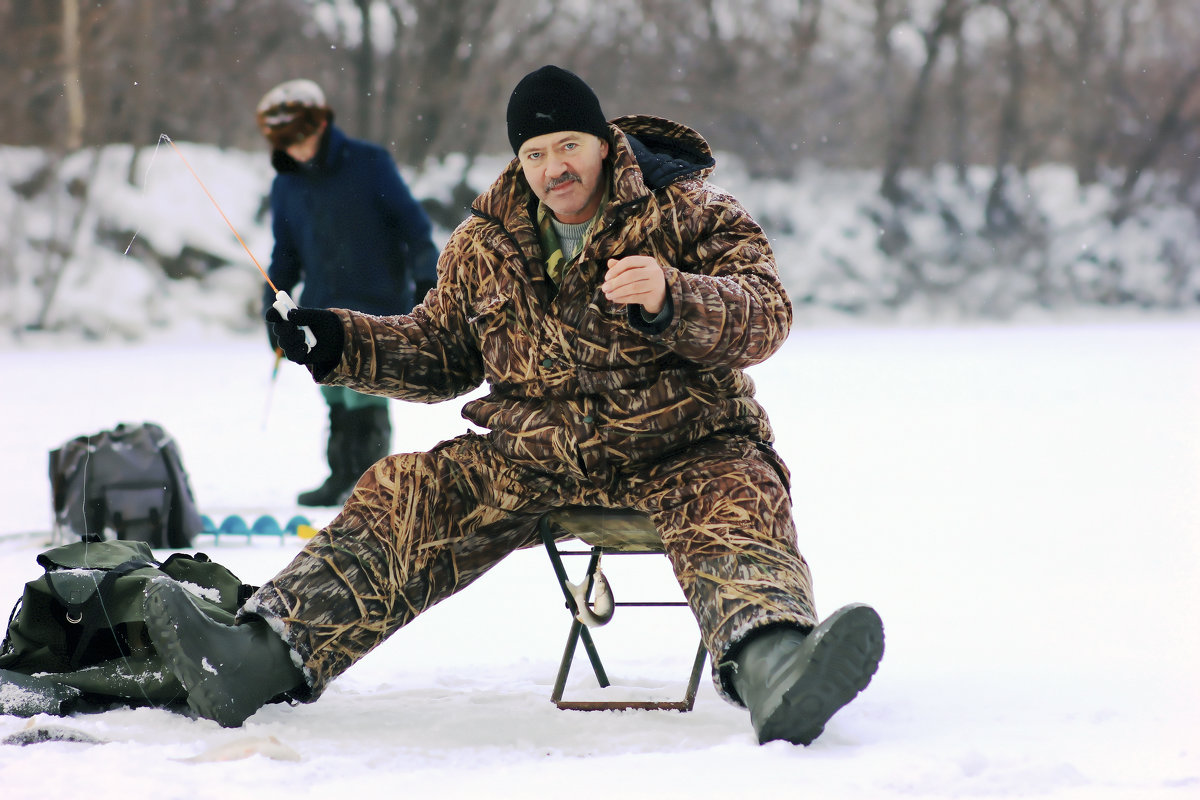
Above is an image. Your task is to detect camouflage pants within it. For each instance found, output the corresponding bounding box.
[241,432,817,704]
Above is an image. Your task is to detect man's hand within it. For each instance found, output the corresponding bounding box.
[602,256,667,315]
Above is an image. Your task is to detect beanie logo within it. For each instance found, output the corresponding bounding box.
[536,112,555,121]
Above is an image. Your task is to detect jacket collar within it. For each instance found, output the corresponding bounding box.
[472,114,716,235]
[270,124,344,175]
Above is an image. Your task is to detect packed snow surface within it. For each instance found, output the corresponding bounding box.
[1,320,1196,798]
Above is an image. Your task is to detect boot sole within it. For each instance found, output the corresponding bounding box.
[144,581,257,727]
[757,603,885,745]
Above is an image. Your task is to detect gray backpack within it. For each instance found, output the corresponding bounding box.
[49,422,203,548]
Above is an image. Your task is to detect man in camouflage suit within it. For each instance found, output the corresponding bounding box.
[145,65,884,745]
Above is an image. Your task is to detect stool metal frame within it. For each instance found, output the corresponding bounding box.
[539,508,707,711]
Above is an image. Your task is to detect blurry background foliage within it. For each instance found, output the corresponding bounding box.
[5,0,1198,190]
[3,0,1199,326]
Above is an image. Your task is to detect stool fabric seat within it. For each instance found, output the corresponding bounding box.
[544,507,664,550]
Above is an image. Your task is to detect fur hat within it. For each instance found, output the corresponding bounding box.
[506,65,609,155]
[256,79,331,151]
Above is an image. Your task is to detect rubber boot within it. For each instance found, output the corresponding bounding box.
[345,405,391,480]
[729,603,884,745]
[298,404,353,507]
[144,581,304,728]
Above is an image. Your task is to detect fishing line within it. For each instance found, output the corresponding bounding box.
[73,433,166,708]
[122,135,166,257]
[67,132,310,710]
[81,136,168,703]
[79,134,263,709]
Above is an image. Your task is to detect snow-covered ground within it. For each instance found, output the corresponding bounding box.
[1,319,1197,799]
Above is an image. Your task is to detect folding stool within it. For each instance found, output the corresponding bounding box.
[539,507,708,711]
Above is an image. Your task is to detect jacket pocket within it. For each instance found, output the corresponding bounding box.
[467,294,508,326]
[467,294,532,383]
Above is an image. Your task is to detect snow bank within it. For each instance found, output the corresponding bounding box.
[2,143,1198,345]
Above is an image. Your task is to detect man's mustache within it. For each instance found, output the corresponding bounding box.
[546,173,581,191]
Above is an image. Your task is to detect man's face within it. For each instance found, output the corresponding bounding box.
[284,121,326,164]
[518,131,609,224]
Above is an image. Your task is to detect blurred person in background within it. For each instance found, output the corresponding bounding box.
[255,79,439,506]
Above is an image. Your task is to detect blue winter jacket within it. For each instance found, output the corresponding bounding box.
[264,125,438,317]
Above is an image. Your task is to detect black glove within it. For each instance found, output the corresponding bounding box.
[264,306,343,379]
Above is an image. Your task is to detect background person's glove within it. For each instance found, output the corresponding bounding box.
[414,280,436,305]
[262,283,281,351]
[265,306,343,379]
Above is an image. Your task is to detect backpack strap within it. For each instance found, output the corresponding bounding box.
[42,558,156,669]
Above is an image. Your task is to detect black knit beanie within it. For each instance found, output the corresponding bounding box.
[506,65,609,154]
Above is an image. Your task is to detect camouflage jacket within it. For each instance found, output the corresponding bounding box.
[323,114,793,484]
